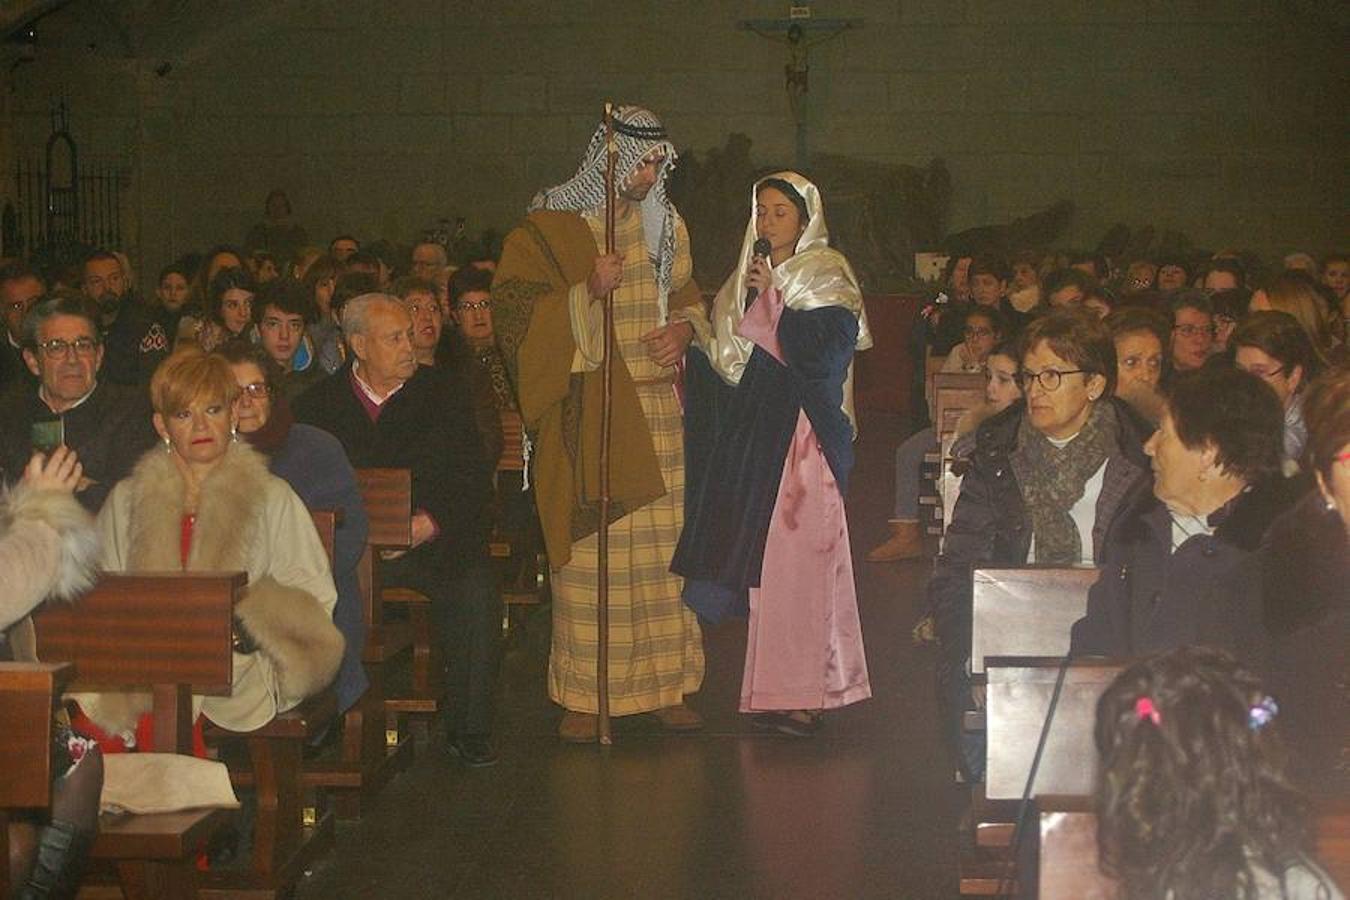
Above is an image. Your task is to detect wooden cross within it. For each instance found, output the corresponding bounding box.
[738,4,864,169]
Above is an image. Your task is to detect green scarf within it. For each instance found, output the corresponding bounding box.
[1010,400,1118,564]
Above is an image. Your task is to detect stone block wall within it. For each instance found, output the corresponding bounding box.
[3,0,1344,287]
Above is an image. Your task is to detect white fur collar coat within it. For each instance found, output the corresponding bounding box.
[76,441,343,735]
[0,482,99,660]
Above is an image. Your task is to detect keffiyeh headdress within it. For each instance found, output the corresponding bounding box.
[529,105,680,308]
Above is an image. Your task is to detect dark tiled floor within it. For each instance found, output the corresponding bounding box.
[297,412,960,899]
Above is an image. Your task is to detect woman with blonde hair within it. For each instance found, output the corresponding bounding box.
[72,348,342,748]
[1250,270,1337,361]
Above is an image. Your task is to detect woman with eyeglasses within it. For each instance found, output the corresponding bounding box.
[220,343,370,715]
[928,308,1153,780]
[1232,310,1321,473]
[868,306,1007,562]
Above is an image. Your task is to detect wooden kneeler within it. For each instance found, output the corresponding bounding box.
[33,574,245,900]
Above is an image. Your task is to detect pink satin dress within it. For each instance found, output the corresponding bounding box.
[736,287,872,713]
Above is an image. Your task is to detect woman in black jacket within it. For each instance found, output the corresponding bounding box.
[1070,366,1296,661]
[929,309,1152,779]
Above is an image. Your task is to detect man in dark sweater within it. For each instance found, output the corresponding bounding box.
[82,250,171,386]
[293,292,501,766]
[0,293,158,511]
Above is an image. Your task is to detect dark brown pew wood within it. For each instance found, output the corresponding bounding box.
[0,661,71,807]
[202,507,342,887]
[33,575,245,900]
[1,662,74,898]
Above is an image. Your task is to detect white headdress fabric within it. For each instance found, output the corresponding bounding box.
[706,170,873,386]
[529,105,680,314]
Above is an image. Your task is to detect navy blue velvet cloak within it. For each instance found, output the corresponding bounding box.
[673,304,859,623]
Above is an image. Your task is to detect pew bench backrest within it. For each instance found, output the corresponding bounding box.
[985,657,1125,801]
[971,567,1098,674]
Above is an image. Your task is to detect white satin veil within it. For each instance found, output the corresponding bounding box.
[702,170,872,431]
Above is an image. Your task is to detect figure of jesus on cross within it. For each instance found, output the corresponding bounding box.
[738,4,864,168]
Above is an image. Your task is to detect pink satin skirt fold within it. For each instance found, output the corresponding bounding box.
[740,410,871,713]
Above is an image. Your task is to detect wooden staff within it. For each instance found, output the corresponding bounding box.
[597,102,617,746]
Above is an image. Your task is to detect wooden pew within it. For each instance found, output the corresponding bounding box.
[921,372,985,535]
[1031,795,1350,898]
[491,408,547,634]
[970,568,1097,676]
[355,468,440,740]
[34,574,244,900]
[0,661,74,897]
[985,657,1124,802]
[291,508,413,818]
[959,657,1125,896]
[201,508,344,891]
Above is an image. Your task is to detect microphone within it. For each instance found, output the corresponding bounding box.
[745,238,773,307]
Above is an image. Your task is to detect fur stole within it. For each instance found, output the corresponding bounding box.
[0,482,100,659]
[1,481,99,606]
[84,442,342,734]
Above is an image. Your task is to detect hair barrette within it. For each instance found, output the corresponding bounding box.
[1248,695,1279,731]
[1134,696,1161,726]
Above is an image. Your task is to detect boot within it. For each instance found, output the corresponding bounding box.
[17,819,94,900]
[865,520,924,562]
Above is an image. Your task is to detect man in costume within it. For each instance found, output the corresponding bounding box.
[492,105,708,741]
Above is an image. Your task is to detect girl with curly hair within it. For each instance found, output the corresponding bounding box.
[1095,646,1343,899]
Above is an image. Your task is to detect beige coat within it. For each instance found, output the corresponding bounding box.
[75,441,342,734]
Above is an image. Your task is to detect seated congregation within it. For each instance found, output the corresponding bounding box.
[874,248,1347,896]
[0,221,1346,898]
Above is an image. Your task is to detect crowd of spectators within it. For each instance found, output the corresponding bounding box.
[0,189,1344,894]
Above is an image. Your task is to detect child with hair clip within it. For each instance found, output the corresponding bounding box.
[1094,646,1343,900]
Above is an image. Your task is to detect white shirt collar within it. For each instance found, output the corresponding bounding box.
[40,380,98,414]
[352,361,405,407]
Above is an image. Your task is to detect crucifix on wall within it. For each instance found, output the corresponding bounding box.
[738,5,864,169]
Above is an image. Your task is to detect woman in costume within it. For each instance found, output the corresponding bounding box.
[73,348,343,748]
[674,171,873,737]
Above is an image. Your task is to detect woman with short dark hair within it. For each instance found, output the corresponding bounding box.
[929,308,1153,778]
[1072,365,1298,659]
[221,343,370,715]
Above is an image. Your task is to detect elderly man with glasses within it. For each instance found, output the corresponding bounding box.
[0,293,158,511]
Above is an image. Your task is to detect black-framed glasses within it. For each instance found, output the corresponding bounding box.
[1016,368,1087,392]
[36,337,100,359]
